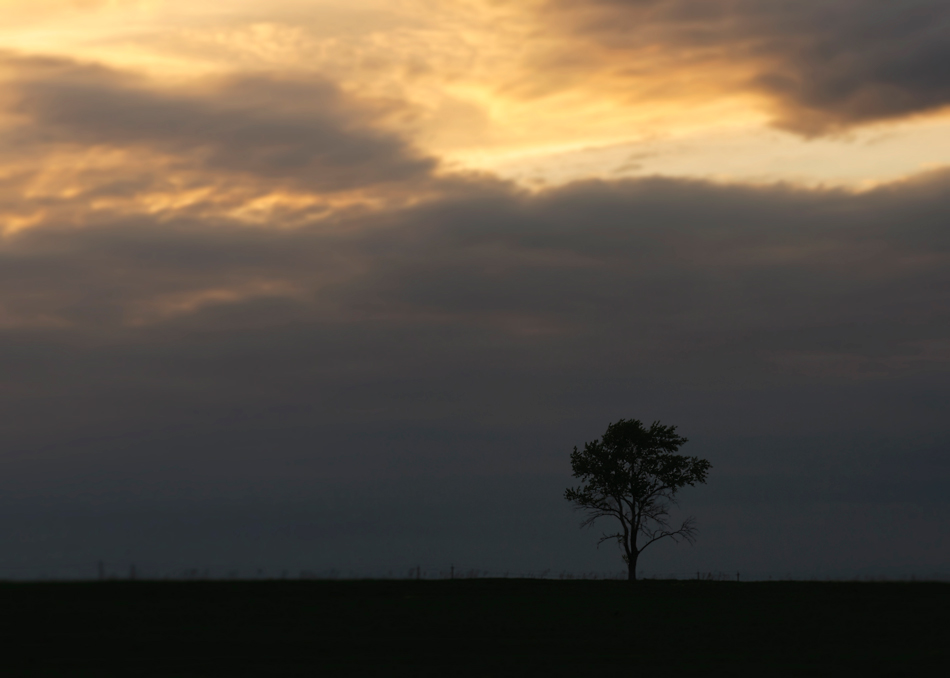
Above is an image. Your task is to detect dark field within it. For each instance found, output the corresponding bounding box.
[1,579,945,677]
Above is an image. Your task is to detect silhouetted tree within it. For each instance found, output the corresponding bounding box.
[565,419,710,581]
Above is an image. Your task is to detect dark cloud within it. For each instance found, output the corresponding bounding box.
[543,0,950,133]
[1,53,436,190]
[1,166,949,577]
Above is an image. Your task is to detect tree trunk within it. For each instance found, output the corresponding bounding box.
[627,551,639,581]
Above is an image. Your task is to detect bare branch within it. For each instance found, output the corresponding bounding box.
[637,516,698,552]
[596,532,624,548]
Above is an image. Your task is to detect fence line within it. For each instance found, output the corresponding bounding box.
[0,561,946,583]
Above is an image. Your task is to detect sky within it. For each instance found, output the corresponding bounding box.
[0,0,948,580]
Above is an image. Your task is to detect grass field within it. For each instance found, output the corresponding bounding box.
[1,579,945,676]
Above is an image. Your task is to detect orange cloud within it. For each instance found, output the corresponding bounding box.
[0,51,450,242]
[540,0,950,134]
[3,54,435,190]
[5,0,948,189]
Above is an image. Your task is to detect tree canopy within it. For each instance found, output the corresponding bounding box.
[565,419,711,581]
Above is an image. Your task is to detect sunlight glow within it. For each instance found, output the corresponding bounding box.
[1,0,949,213]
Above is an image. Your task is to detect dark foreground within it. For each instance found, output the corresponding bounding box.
[1,579,945,677]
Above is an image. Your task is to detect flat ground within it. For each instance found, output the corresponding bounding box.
[0,579,945,676]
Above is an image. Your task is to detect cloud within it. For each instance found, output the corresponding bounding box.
[1,46,949,576]
[3,163,950,577]
[3,166,949,398]
[541,0,950,133]
[1,53,436,192]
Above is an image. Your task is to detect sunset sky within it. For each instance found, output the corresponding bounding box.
[1,1,948,579]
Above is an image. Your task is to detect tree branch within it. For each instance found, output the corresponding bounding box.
[637,516,698,553]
